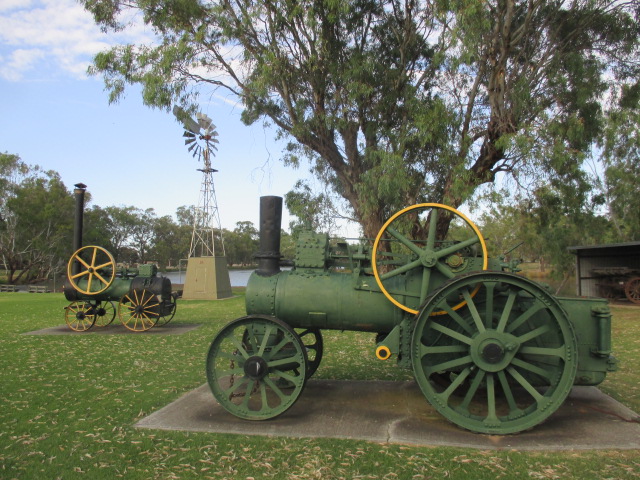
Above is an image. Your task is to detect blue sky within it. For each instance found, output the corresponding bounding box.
[0,0,323,232]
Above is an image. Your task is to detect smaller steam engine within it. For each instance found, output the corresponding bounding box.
[62,183,175,332]
[205,196,617,434]
[63,245,177,332]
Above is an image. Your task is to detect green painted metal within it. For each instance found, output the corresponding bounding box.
[207,198,617,433]
[64,248,176,332]
[71,276,134,302]
[206,315,308,420]
[411,272,578,434]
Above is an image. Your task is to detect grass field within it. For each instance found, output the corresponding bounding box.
[0,291,639,479]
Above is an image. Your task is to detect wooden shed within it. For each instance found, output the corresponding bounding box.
[568,241,640,302]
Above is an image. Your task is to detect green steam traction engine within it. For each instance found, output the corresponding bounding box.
[63,245,177,332]
[206,196,616,434]
[61,184,177,333]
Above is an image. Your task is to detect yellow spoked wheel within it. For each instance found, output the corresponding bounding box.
[67,246,116,295]
[65,301,96,332]
[372,203,488,315]
[93,301,116,327]
[118,289,162,332]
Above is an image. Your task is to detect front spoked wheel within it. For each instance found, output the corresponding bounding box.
[94,301,116,327]
[296,328,323,378]
[412,272,577,434]
[206,315,308,420]
[65,301,96,332]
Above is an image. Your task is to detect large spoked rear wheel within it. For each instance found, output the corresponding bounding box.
[118,289,162,332]
[412,272,577,434]
[206,315,308,420]
[624,276,640,304]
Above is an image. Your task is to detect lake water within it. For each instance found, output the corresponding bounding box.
[161,269,254,287]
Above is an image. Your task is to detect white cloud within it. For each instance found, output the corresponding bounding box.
[0,48,45,81]
[0,0,151,81]
[0,0,33,13]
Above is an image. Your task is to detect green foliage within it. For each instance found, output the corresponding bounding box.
[285,180,340,236]
[478,187,616,284]
[224,221,259,266]
[0,153,74,284]
[81,0,639,239]
[601,82,640,240]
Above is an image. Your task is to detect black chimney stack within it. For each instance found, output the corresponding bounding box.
[72,183,87,275]
[255,196,282,276]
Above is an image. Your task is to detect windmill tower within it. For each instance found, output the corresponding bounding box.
[174,106,232,300]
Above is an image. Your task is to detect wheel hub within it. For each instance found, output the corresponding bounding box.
[420,251,437,268]
[470,330,519,372]
[482,342,504,363]
[244,356,269,380]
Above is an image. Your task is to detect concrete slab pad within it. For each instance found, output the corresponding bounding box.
[135,380,640,450]
[23,323,201,335]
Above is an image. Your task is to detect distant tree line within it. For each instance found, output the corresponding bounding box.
[2,147,638,286]
[0,152,296,285]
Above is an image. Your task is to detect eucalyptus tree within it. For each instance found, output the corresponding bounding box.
[600,84,640,241]
[84,0,639,238]
[0,153,74,284]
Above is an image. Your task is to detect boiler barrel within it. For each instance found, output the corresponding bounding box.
[64,276,133,302]
[245,270,403,333]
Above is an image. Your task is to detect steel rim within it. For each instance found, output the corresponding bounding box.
[411,272,577,434]
[206,315,308,420]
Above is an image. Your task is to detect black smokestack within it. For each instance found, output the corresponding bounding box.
[72,183,87,275]
[255,196,282,276]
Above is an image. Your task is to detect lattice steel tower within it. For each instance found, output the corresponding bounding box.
[190,146,225,258]
[173,107,225,258]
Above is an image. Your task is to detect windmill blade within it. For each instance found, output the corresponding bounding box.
[187,143,199,153]
[204,128,218,139]
[173,106,201,135]
[196,112,213,130]
[184,138,196,145]
[183,131,196,138]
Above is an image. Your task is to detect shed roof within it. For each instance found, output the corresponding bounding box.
[567,241,640,256]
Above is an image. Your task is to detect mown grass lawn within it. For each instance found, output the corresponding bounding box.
[0,291,638,479]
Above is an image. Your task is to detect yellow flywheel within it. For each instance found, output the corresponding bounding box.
[67,245,116,295]
[372,203,488,315]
